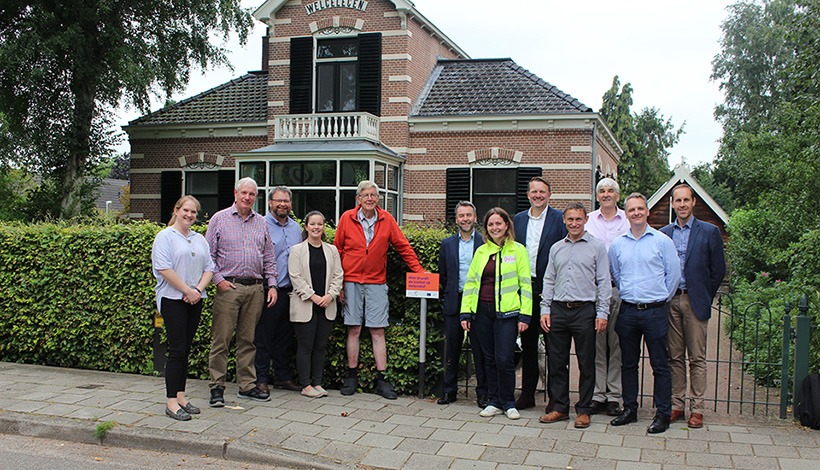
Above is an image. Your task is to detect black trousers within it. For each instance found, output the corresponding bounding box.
[254,286,295,384]
[293,308,334,387]
[546,301,597,415]
[443,308,488,396]
[519,278,549,399]
[161,298,202,398]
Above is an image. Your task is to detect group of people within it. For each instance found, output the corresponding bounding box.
[439,177,725,434]
[151,178,423,421]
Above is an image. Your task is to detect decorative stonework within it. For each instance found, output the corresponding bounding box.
[179,152,225,169]
[309,17,364,35]
[467,148,523,166]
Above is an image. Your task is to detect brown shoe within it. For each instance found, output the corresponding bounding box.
[574,414,590,428]
[515,394,536,410]
[257,382,270,394]
[544,399,555,414]
[538,411,569,424]
[670,409,685,423]
[687,413,703,428]
[274,380,302,392]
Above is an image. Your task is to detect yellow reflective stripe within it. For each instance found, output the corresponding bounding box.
[463,286,479,297]
[500,270,517,282]
[499,284,518,296]
[520,289,533,300]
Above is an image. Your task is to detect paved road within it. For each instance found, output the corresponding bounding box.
[1,361,819,469]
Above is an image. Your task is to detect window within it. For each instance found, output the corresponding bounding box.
[316,38,358,113]
[186,171,219,221]
[446,167,543,223]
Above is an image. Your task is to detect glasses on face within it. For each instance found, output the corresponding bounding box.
[270,199,291,204]
[359,193,378,200]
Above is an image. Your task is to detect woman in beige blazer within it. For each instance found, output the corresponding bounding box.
[288,211,344,398]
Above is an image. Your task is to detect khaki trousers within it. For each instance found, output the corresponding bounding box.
[593,286,622,403]
[668,292,709,413]
[209,284,264,392]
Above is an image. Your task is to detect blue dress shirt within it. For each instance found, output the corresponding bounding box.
[457,231,475,292]
[264,213,303,288]
[609,225,681,304]
[671,217,693,290]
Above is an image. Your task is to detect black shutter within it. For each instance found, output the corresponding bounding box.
[516,167,543,213]
[160,171,182,223]
[446,168,470,224]
[358,33,382,116]
[290,37,313,114]
[217,170,236,209]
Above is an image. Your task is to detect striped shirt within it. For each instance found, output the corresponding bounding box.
[205,204,276,286]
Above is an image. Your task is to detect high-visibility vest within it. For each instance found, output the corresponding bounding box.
[460,239,532,320]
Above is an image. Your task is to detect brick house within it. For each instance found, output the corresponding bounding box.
[124,0,622,224]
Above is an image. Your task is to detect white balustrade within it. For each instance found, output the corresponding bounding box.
[274,112,380,142]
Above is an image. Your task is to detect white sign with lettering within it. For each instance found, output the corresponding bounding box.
[305,0,368,16]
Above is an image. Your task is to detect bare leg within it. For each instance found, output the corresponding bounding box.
[347,325,362,368]
[371,327,387,370]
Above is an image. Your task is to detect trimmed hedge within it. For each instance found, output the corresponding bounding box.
[0,221,450,396]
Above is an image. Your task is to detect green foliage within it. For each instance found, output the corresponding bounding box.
[599,76,683,198]
[0,221,452,396]
[95,420,117,441]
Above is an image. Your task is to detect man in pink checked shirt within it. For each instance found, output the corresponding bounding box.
[205,177,277,407]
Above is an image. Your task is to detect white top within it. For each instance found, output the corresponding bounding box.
[151,227,214,312]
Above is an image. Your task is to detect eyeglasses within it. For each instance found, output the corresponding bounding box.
[359,193,379,200]
[270,199,291,203]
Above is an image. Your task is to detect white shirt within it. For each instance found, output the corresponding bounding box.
[526,207,546,278]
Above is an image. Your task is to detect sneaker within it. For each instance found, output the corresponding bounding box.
[301,386,323,398]
[237,386,271,402]
[314,386,329,397]
[479,405,504,417]
[209,386,225,408]
[340,376,358,396]
[505,408,521,420]
[180,402,200,414]
[375,379,398,400]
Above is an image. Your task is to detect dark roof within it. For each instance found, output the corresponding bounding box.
[245,140,402,158]
[129,72,267,126]
[412,59,592,117]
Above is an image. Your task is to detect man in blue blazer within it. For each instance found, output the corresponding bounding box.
[437,201,488,407]
[513,176,568,411]
[660,184,726,429]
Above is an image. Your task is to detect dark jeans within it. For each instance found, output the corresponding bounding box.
[473,302,519,410]
[254,287,294,384]
[443,311,488,396]
[293,310,334,387]
[161,298,202,398]
[547,302,596,415]
[615,302,672,418]
[519,278,548,399]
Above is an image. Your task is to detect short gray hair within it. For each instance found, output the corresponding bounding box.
[624,192,647,207]
[356,180,379,196]
[235,177,258,192]
[454,201,476,217]
[269,186,292,201]
[596,177,620,195]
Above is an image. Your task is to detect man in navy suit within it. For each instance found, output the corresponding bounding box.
[513,176,567,411]
[660,184,726,429]
[437,201,488,407]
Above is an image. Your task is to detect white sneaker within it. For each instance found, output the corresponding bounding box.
[479,405,504,417]
[505,408,520,420]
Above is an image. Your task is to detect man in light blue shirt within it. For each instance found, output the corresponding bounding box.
[608,193,680,434]
[254,186,303,393]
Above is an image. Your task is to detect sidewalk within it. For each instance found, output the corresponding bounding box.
[1,362,818,470]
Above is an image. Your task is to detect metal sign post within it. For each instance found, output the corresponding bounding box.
[406,272,439,399]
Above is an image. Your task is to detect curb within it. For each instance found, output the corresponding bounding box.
[0,411,356,470]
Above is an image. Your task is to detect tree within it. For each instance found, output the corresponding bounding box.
[599,76,684,198]
[0,1,253,218]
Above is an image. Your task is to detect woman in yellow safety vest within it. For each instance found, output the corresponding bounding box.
[460,207,532,420]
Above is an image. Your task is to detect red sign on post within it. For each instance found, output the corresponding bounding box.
[406,272,439,299]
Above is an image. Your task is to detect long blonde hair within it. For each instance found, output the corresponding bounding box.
[167,195,201,227]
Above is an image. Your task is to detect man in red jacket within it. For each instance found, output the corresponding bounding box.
[334,180,424,399]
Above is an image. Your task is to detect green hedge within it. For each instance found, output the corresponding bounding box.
[0,221,450,396]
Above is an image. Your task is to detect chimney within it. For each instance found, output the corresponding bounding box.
[261,27,270,72]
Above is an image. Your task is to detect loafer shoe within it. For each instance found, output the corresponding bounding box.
[648,414,670,434]
[340,376,358,396]
[477,395,490,409]
[301,386,323,398]
[257,382,270,394]
[479,405,504,417]
[437,391,457,405]
[181,402,200,414]
[274,380,302,392]
[610,409,638,426]
[209,386,225,408]
[237,386,271,402]
[670,409,685,423]
[687,412,703,429]
[607,401,623,416]
[375,379,398,400]
[166,406,191,421]
[505,408,520,420]
[314,386,329,397]
[589,400,607,415]
[574,414,591,428]
[539,410,569,424]
[515,395,535,410]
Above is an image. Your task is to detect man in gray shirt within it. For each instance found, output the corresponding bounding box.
[537,202,611,429]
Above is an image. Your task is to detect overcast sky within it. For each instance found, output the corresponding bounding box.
[116,0,736,166]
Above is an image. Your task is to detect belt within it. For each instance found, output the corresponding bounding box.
[623,301,666,310]
[224,277,264,285]
[553,300,593,309]
[675,288,687,296]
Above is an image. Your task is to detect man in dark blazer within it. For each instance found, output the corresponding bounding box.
[513,176,568,411]
[438,201,488,407]
[660,184,726,429]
